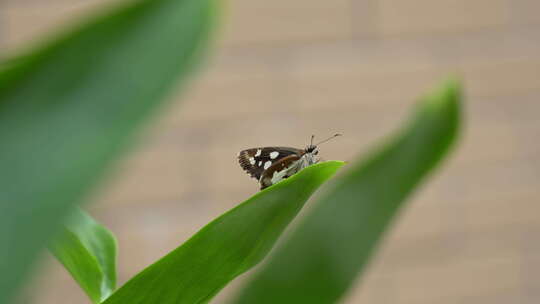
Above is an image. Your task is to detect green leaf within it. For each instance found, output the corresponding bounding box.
[232,80,462,304]
[50,209,117,303]
[0,0,216,302]
[102,161,344,304]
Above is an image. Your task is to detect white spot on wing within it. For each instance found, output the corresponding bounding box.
[269,151,279,159]
[258,161,262,166]
[249,157,256,165]
[264,161,272,170]
[255,149,262,157]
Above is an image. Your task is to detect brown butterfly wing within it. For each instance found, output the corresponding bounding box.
[238,149,265,179]
[259,154,302,189]
[238,147,303,180]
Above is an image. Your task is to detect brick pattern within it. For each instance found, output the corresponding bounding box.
[2,0,540,303]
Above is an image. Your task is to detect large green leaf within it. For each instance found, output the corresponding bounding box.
[102,161,344,304]
[232,80,461,303]
[0,0,216,302]
[50,209,117,303]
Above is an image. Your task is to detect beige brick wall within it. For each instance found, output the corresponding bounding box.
[2,0,539,303]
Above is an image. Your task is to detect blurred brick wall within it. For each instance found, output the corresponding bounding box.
[2,0,539,303]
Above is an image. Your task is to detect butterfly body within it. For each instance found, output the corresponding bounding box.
[238,145,320,189]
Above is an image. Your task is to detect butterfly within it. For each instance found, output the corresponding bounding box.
[238,134,341,190]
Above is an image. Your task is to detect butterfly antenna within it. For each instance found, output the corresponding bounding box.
[315,133,342,146]
[310,135,315,147]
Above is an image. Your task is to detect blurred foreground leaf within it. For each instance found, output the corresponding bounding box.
[102,161,344,304]
[50,209,117,303]
[233,80,462,304]
[0,0,216,302]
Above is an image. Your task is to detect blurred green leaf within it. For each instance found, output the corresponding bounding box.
[232,80,462,304]
[102,161,344,304]
[0,0,216,302]
[50,209,117,303]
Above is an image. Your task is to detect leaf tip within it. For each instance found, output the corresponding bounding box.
[421,77,462,134]
[423,77,461,111]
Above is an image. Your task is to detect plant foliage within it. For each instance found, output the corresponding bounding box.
[102,161,343,304]
[0,0,216,302]
[50,209,117,303]
[232,81,461,304]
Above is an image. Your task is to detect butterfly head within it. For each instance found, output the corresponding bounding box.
[305,144,319,155]
[305,133,341,155]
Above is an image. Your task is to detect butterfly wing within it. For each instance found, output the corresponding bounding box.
[238,147,303,180]
[259,154,302,189]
